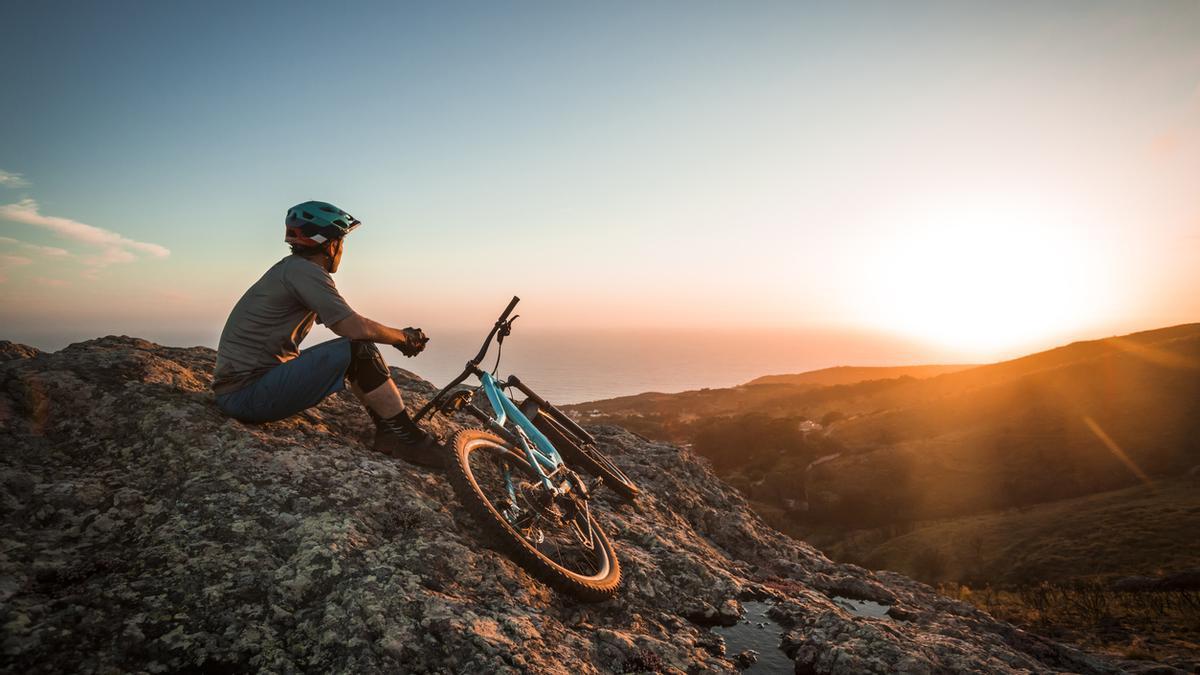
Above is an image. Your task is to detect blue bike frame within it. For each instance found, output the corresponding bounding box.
[477,371,566,495]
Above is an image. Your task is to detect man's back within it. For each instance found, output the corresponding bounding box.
[212,255,353,394]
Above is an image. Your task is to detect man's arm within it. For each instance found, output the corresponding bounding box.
[285,260,426,355]
[329,312,412,347]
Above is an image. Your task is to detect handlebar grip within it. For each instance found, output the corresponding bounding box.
[498,295,520,322]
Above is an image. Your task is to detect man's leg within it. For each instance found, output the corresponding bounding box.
[345,340,406,417]
[348,379,404,419]
[215,338,353,423]
[345,341,442,467]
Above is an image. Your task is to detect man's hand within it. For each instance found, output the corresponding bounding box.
[330,313,428,355]
[395,327,429,357]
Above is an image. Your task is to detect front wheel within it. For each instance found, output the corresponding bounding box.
[446,429,621,601]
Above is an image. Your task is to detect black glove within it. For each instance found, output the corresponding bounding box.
[395,327,429,357]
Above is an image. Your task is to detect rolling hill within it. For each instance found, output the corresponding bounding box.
[745,364,976,387]
[567,323,1200,577]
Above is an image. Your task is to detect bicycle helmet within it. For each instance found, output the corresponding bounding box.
[284,201,361,248]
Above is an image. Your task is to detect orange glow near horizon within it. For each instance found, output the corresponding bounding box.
[849,199,1122,358]
[1,3,1198,368]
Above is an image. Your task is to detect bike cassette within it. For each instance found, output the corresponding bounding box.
[516,482,564,525]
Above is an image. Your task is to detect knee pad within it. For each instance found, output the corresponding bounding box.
[347,340,390,391]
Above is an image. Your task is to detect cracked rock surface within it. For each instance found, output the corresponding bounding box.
[0,337,1164,673]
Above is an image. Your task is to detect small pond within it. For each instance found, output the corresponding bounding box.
[711,596,894,672]
[830,595,892,619]
[711,601,793,673]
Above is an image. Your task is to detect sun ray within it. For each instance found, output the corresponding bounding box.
[1082,416,1154,488]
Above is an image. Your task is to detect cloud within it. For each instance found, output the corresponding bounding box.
[0,169,30,188]
[82,248,137,266]
[0,235,70,257]
[0,198,169,267]
[33,277,70,288]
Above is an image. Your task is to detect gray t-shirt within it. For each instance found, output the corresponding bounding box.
[212,255,355,394]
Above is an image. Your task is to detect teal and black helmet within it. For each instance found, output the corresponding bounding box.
[284,201,361,248]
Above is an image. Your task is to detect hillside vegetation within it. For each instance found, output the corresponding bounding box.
[821,478,1200,587]
[571,323,1200,528]
[808,325,1200,525]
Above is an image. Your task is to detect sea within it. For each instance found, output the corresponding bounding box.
[408,328,954,403]
[11,326,943,405]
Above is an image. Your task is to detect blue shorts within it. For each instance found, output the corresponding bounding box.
[216,338,352,423]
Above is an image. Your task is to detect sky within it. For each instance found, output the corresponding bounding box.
[2,1,1198,380]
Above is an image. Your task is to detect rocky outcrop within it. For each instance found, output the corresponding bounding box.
[0,337,1166,673]
[0,340,41,362]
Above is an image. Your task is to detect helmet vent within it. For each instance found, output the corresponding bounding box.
[302,211,314,220]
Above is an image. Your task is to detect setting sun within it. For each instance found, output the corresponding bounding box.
[854,203,1114,357]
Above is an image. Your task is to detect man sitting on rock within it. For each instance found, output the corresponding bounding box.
[210,200,441,467]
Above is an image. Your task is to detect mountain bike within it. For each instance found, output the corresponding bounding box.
[413,296,639,601]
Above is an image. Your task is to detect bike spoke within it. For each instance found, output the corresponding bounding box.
[467,440,609,580]
[533,508,602,575]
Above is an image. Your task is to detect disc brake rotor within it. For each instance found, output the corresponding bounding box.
[482,449,600,566]
[516,481,563,526]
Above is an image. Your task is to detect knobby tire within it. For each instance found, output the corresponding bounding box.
[447,429,621,602]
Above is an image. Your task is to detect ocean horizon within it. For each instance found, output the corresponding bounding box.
[6,325,968,404]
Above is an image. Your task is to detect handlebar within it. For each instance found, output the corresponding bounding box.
[469,295,520,366]
[500,295,521,322]
[413,296,519,422]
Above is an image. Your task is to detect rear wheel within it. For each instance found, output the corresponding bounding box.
[447,429,621,601]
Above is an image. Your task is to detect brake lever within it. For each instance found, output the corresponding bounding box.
[497,315,519,341]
